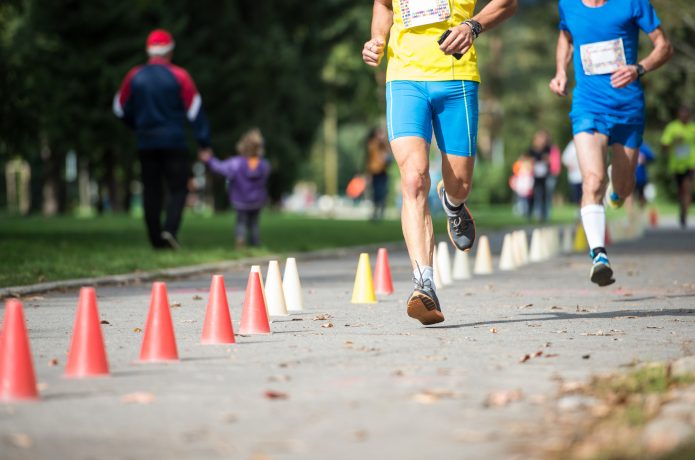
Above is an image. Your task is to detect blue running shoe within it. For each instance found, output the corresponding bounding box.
[590,249,615,287]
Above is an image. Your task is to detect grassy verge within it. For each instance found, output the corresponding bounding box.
[1,204,580,287]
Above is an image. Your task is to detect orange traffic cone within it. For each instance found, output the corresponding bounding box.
[0,299,39,401]
[201,275,236,344]
[239,271,271,335]
[64,287,110,378]
[139,282,179,362]
[373,248,394,295]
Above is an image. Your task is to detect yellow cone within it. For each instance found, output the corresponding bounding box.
[351,253,377,304]
[499,233,516,271]
[473,235,493,275]
[573,223,588,253]
[452,249,472,280]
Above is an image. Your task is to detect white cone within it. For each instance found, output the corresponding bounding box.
[473,235,493,275]
[250,265,268,314]
[512,231,527,267]
[452,249,472,280]
[432,246,443,289]
[437,242,453,286]
[562,225,573,253]
[499,233,516,271]
[283,257,304,312]
[529,229,543,262]
[550,227,561,257]
[265,260,288,317]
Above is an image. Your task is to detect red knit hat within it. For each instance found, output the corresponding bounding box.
[146,29,175,56]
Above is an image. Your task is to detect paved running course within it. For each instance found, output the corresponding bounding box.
[1,226,694,459]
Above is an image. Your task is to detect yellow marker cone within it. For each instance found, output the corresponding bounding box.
[452,249,472,280]
[573,223,588,253]
[499,233,516,271]
[473,235,493,275]
[265,260,288,317]
[283,258,304,312]
[437,242,453,286]
[351,253,377,304]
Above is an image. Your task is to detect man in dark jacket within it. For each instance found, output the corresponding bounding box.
[114,29,212,249]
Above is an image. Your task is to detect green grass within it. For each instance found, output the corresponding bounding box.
[1,205,579,287]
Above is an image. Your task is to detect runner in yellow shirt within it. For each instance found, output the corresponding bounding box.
[363,0,517,325]
[661,105,695,228]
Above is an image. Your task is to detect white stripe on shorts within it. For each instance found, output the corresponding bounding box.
[461,81,472,155]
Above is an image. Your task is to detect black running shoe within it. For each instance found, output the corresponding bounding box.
[437,180,476,252]
[589,249,615,287]
[406,274,444,325]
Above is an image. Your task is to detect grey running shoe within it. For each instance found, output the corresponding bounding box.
[406,273,444,325]
[437,180,476,252]
[589,249,615,287]
[161,231,181,250]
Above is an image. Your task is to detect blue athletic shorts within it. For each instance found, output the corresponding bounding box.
[386,80,479,157]
[571,112,644,149]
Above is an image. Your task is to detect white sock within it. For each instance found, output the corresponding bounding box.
[442,192,464,217]
[413,266,434,288]
[580,204,605,250]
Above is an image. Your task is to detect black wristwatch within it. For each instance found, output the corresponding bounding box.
[636,63,646,78]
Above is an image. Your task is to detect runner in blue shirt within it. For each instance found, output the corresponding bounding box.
[549,0,672,287]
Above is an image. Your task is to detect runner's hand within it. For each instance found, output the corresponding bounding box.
[363,38,386,67]
[198,148,212,163]
[549,72,568,97]
[439,25,474,57]
[611,65,638,89]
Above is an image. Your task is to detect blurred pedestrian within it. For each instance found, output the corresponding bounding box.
[633,142,655,208]
[200,128,270,249]
[365,127,392,221]
[561,140,583,205]
[113,29,212,250]
[661,106,695,228]
[549,0,672,286]
[547,138,562,215]
[510,151,534,219]
[528,130,552,221]
[363,0,517,325]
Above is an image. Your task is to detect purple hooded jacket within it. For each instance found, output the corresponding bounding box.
[206,156,270,210]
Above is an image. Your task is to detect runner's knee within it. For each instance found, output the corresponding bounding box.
[401,170,430,201]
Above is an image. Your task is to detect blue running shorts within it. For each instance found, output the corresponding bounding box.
[571,112,644,149]
[386,80,479,157]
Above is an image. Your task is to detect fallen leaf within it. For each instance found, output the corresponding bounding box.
[518,303,534,309]
[133,327,142,333]
[412,388,457,404]
[519,354,532,363]
[193,295,203,300]
[485,389,523,407]
[312,314,331,321]
[264,390,288,400]
[268,375,291,382]
[545,353,559,358]
[489,328,498,334]
[582,354,591,359]
[527,323,542,328]
[534,350,543,357]
[9,433,32,448]
[551,329,568,334]
[48,358,59,366]
[171,302,182,308]
[321,322,334,328]
[344,341,354,347]
[392,369,404,377]
[550,306,563,310]
[121,392,155,404]
[291,318,304,321]
[100,320,111,325]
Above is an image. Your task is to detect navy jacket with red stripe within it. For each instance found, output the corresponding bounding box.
[113,57,211,151]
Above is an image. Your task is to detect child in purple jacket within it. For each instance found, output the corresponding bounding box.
[200,128,271,248]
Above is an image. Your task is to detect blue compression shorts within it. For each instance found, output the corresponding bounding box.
[571,112,644,149]
[386,80,479,156]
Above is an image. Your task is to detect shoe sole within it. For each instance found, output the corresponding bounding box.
[437,181,476,253]
[407,294,445,325]
[590,263,615,287]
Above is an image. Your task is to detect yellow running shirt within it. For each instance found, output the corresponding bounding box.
[386,0,480,82]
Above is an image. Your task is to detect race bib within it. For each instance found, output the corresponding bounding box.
[580,38,626,75]
[399,0,451,29]
[675,143,691,158]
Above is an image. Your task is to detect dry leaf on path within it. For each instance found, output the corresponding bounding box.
[121,392,155,404]
[133,327,142,333]
[321,322,334,328]
[48,358,59,366]
[264,390,288,400]
[313,314,331,321]
[171,302,182,308]
[192,295,203,300]
[412,389,457,404]
[519,354,532,363]
[518,303,534,309]
[291,318,304,321]
[489,328,498,334]
[485,389,523,407]
[100,320,111,325]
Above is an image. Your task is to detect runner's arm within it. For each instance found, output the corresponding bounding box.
[549,31,573,97]
[363,0,393,67]
[440,0,517,56]
[611,26,673,88]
